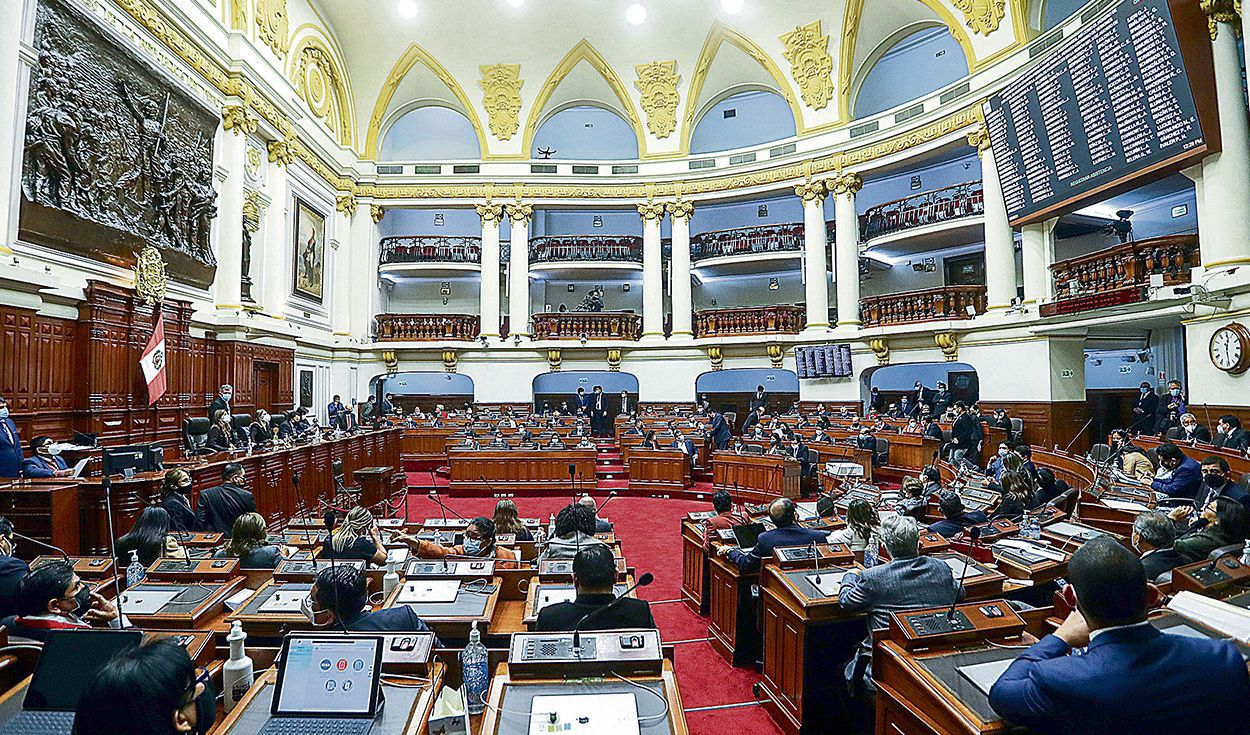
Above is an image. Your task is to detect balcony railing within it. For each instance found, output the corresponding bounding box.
[375,313,480,341]
[690,223,805,262]
[860,285,987,327]
[859,182,984,241]
[379,236,482,265]
[529,236,643,264]
[1048,234,1199,308]
[694,305,806,337]
[531,312,641,341]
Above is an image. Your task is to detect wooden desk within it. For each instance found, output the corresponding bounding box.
[625,448,691,493]
[447,449,597,492]
[119,578,244,630]
[680,519,709,615]
[225,580,315,638]
[932,553,1006,601]
[0,481,79,557]
[382,576,501,641]
[808,441,873,483]
[712,453,800,504]
[884,434,942,471]
[707,552,759,666]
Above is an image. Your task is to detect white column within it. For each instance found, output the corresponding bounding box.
[506,203,533,338]
[1020,218,1057,305]
[970,127,1018,311]
[213,119,246,310]
[666,200,695,338]
[346,202,378,340]
[477,203,503,338]
[831,173,864,328]
[261,149,289,317]
[330,201,353,337]
[0,1,32,253]
[796,180,831,333]
[639,202,666,340]
[1199,12,1250,268]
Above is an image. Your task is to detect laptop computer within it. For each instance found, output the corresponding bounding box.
[258,634,385,735]
[730,522,767,552]
[0,629,143,735]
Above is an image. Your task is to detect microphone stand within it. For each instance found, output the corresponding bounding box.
[946,527,981,622]
[11,531,70,561]
[323,514,351,635]
[102,477,127,625]
[291,472,322,570]
[1062,416,1094,454]
[572,572,654,654]
[428,489,467,521]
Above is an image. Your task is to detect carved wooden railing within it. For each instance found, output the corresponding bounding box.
[859,182,984,241]
[1049,234,1199,301]
[375,313,480,341]
[529,236,643,263]
[531,312,641,341]
[379,236,482,265]
[860,285,987,326]
[694,305,806,337]
[690,222,805,262]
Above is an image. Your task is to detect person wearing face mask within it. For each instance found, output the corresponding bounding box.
[986,443,1012,481]
[1171,413,1212,444]
[1174,496,1250,563]
[160,469,195,534]
[248,409,275,446]
[0,396,22,479]
[21,435,70,478]
[1213,414,1249,452]
[1154,380,1187,434]
[72,638,216,735]
[0,517,29,620]
[1131,511,1186,584]
[302,565,440,639]
[396,516,520,566]
[208,384,232,422]
[1130,382,1159,434]
[1168,456,1250,528]
[206,409,238,453]
[930,382,952,417]
[193,463,255,536]
[1,560,122,641]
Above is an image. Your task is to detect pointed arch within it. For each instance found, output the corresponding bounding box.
[679,22,805,155]
[521,40,648,158]
[363,42,490,160]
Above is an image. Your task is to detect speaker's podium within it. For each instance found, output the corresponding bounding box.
[479,629,690,735]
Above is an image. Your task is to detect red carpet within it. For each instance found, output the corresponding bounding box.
[402,485,781,735]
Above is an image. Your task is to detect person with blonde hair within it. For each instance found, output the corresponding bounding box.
[829,499,880,552]
[492,499,533,541]
[215,512,285,569]
[323,506,388,565]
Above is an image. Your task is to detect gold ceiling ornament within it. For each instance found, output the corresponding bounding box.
[607,348,622,372]
[291,39,353,147]
[506,202,534,224]
[966,124,993,155]
[335,194,357,217]
[634,60,681,139]
[370,205,386,224]
[952,0,1007,36]
[707,346,724,371]
[221,104,257,135]
[934,332,959,362]
[242,190,263,233]
[255,0,290,58]
[779,21,835,111]
[637,201,666,221]
[383,351,399,374]
[767,344,785,369]
[442,350,458,373]
[1200,0,1241,38]
[830,171,864,196]
[134,244,168,306]
[479,64,524,141]
[476,201,505,223]
[229,0,248,30]
[547,349,562,372]
[267,136,296,166]
[794,179,827,202]
[666,200,695,221]
[869,337,890,365]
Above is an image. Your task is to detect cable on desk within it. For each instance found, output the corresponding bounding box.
[611,672,671,724]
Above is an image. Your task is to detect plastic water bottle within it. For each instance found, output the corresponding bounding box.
[461,621,489,715]
[125,550,145,589]
[382,558,400,598]
[863,537,879,568]
[548,513,556,535]
[1241,540,1250,566]
[222,621,254,712]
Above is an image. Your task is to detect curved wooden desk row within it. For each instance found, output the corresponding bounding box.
[448,449,597,492]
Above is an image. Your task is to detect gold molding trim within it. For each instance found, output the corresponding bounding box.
[869,337,890,365]
[953,0,1007,36]
[547,349,562,372]
[335,194,357,217]
[370,205,386,224]
[794,179,826,202]
[476,202,505,223]
[268,136,296,166]
[638,201,666,221]
[480,63,525,141]
[1200,0,1242,38]
[506,202,534,224]
[707,346,724,371]
[935,332,959,361]
[634,60,681,139]
[442,350,458,373]
[779,20,835,111]
[290,36,355,147]
[830,171,864,196]
[254,0,290,58]
[767,344,785,369]
[221,104,257,135]
[607,348,622,372]
[666,200,695,221]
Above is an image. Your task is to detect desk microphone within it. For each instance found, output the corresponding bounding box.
[568,464,578,506]
[11,530,70,561]
[322,513,352,635]
[810,541,822,585]
[946,526,980,622]
[572,572,653,653]
[477,474,499,496]
[595,491,619,516]
[430,488,468,521]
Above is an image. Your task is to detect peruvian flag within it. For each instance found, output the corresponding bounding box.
[140,314,167,406]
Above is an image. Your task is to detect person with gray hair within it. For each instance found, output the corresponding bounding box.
[838,515,962,695]
[578,494,613,534]
[1131,511,1184,583]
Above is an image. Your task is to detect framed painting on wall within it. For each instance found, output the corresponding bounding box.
[292,198,325,302]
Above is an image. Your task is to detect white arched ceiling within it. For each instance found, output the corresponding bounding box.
[532,103,640,159]
[380,104,482,161]
[852,25,968,118]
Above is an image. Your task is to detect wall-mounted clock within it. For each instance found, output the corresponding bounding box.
[1209,322,1250,374]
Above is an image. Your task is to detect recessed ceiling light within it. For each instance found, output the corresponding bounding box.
[397,0,418,19]
[626,3,647,24]
[721,0,744,13]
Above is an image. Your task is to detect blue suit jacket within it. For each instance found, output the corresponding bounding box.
[709,415,732,449]
[0,420,22,479]
[1151,456,1202,499]
[21,455,67,478]
[989,624,1250,735]
[728,526,829,572]
[345,607,442,647]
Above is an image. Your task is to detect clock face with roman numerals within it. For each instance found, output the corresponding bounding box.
[1210,323,1250,374]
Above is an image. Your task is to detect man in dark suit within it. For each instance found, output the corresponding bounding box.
[20,436,70,478]
[1214,414,1249,451]
[0,517,29,620]
[1130,382,1159,434]
[927,491,988,538]
[921,415,944,442]
[326,395,346,424]
[912,381,932,409]
[1150,443,1202,500]
[617,390,632,418]
[671,431,697,461]
[868,387,885,414]
[589,386,609,437]
[717,498,828,572]
[708,411,731,450]
[947,402,981,464]
[788,435,812,477]
[1173,413,1212,444]
[894,396,917,419]
[536,545,654,632]
[208,384,232,421]
[929,382,952,417]
[193,463,256,536]
[749,386,767,415]
[574,387,591,418]
[308,566,439,642]
[0,396,23,479]
[988,537,1249,734]
[1131,511,1186,583]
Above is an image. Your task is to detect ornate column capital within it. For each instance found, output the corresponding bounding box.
[335,194,357,218]
[242,190,263,233]
[221,104,258,135]
[794,179,827,202]
[267,136,295,166]
[665,200,695,222]
[830,171,864,197]
[966,125,993,155]
[1200,0,1241,38]
[638,201,666,222]
[505,202,534,224]
[476,202,505,224]
[370,204,386,224]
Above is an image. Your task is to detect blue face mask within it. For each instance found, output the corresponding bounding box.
[1170,389,1181,396]
[0,408,8,419]
[463,537,483,555]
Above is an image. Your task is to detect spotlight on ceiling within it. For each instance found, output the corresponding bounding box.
[626,3,647,24]
[721,0,744,13]
[397,0,418,19]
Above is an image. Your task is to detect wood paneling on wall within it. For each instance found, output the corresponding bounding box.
[978,401,1092,454]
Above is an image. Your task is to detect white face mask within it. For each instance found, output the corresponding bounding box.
[300,595,333,627]
[997,447,1008,456]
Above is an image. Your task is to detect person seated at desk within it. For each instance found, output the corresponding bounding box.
[1174,496,1249,563]
[994,471,1033,520]
[215,512,285,569]
[0,517,28,619]
[578,495,613,534]
[1015,445,1039,483]
[487,430,509,449]
[702,490,746,552]
[729,437,748,455]
[989,407,1012,433]
[1175,456,1250,516]
[73,637,216,735]
[545,435,567,450]
[248,409,276,446]
[493,499,533,541]
[535,545,654,632]
[158,469,195,534]
[787,434,812,477]
[901,417,921,435]
[986,442,1012,481]
[716,498,828,572]
[360,395,377,423]
[206,409,242,452]
[839,515,961,694]
[1173,413,1212,444]
[575,435,595,450]
[1031,467,1069,509]
[988,536,1250,735]
[1131,511,1186,583]
[919,466,943,497]
[1110,430,1155,481]
[894,477,928,521]
[115,506,183,568]
[1,559,122,640]
[1150,443,1202,500]
[671,431,697,459]
[1214,414,1249,451]
[20,435,70,478]
[921,415,944,442]
[461,433,482,450]
[854,427,876,452]
[324,506,389,566]
[290,406,313,434]
[811,426,832,444]
[397,516,519,567]
[639,430,659,450]
[538,505,606,562]
[570,420,590,438]
[892,396,917,419]
[557,401,572,416]
[828,498,879,552]
[927,491,988,538]
[193,463,255,537]
[305,565,440,640]
[327,394,346,424]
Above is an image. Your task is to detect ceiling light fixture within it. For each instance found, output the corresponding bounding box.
[626,3,647,24]
[397,0,418,19]
[721,0,744,14]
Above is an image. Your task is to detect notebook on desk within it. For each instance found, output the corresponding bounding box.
[731,522,766,552]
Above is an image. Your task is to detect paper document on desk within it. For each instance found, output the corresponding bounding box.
[536,588,577,612]
[529,692,641,735]
[397,579,460,604]
[258,588,307,613]
[941,557,980,580]
[385,547,410,564]
[71,458,90,478]
[1045,521,1103,541]
[1101,498,1150,513]
[996,539,1067,563]
[805,571,848,598]
[1168,591,1250,644]
[958,658,1013,695]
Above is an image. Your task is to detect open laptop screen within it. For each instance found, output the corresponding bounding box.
[731,522,766,549]
[26,630,143,710]
[273,636,383,718]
